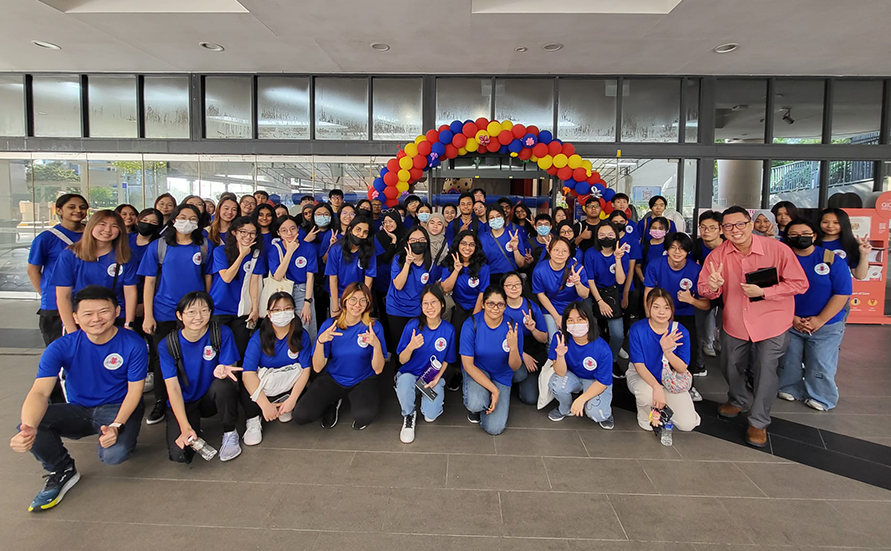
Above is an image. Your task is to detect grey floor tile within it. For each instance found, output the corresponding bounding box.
[383,488,503,536]
[824,500,891,546]
[670,431,785,463]
[314,532,571,551]
[579,429,683,460]
[405,424,496,455]
[610,494,752,544]
[771,413,891,439]
[447,454,551,491]
[494,428,588,457]
[568,542,694,551]
[638,459,767,498]
[268,484,392,532]
[543,457,659,494]
[343,451,448,489]
[735,462,891,500]
[499,491,626,539]
[313,421,409,452]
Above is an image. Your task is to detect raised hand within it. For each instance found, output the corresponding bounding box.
[284,235,300,254]
[554,332,568,356]
[659,326,683,353]
[580,224,592,240]
[567,263,584,287]
[857,237,872,256]
[408,328,424,351]
[506,322,519,350]
[304,226,320,243]
[404,245,417,264]
[707,261,725,292]
[238,239,255,257]
[318,322,343,344]
[508,229,520,250]
[522,309,536,332]
[214,364,243,381]
[614,245,625,261]
[329,231,340,247]
[10,424,36,453]
[98,425,118,449]
[361,321,380,348]
[677,289,694,304]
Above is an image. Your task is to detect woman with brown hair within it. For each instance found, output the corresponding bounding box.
[208,196,241,250]
[154,193,177,224]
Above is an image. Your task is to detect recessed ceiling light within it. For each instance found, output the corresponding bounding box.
[542,43,563,52]
[370,43,390,52]
[32,40,61,50]
[199,42,225,52]
[515,46,528,53]
[713,43,738,54]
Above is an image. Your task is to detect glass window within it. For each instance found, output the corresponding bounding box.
[494,78,553,132]
[372,78,422,141]
[29,156,89,226]
[621,79,680,142]
[143,155,200,206]
[88,75,137,138]
[557,79,616,142]
[831,80,882,144]
[714,79,767,143]
[257,77,310,140]
[770,160,820,209]
[32,75,82,138]
[828,159,875,205]
[86,154,144,210]
[144,76,190,139]
[0,157,34,293]
[199,157,256,199]
[0,76,25,137]
[682,159,697,232]
[773,79,824,144]
[204,77,252,139]
[436,78,491,127]
[684,79,699,143]
[714,159,763,209]
[314,78,368,141]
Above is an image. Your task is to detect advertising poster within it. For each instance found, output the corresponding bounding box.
[845,191,891,324]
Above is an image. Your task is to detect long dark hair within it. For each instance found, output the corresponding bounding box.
[114,203,138,233]
[312,203,335,232]
[593,220,621,252]
[259,292,304,357]
[397,226,432,270]
[816,208,860,266]
[560,301,600,343]
[443,230,486,277]
[224,216,262,265]
[416,285,446,331]
[252,203,277,234]
[209,197,241,246]
[771,201,800,229]
[163,204,204,246]
[340,215,374,270]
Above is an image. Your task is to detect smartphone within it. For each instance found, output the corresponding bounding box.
[415,379,438,401]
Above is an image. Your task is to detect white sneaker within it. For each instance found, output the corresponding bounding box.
[243,416,262,446]
[400,412,417,444]
[689,387,703,402]
[618,348,629,360]
[777,391,795,402]
[143,372,154,393]
[219,430,242,461]
[702,344,716,357]
[805,398,827,411]
[424,415,437,423]
[278,410,293,423]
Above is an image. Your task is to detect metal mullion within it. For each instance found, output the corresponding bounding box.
[309,76,316,141]
[819,159,829,207]
[822,78,833,144]
[422,76,436,133]
[367,76,373,141]
[676,157,684,214]
[764,78,775,144]
[190,74,203,140]
[678,78,687,144]
[136,75,145,139]
[251,75,259,140]
[490,76,496,121]
[615,77,623,143]
[80,74,89,138]
[24,74,34,137]
[553,77,559,138]
[761,159,771,209]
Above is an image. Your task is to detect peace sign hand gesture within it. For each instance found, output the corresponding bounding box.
[329,231,340,247]
[614,245,625,261]
[304,226,320,243]
[554,332,568,357]
[522,309,536,332]
[567,263,584,287]
[508,229,520,250]
[506,322,519,350]
[408,328,424,351]
[214,364,243,382]
[707,261,725,292]
[361,321,380,348]
[857,237,872,257]
[659,326,683,353]
[318,322,342,344]
[405,245,417,264]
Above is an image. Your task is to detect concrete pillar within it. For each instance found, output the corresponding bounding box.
[716,159,762,209]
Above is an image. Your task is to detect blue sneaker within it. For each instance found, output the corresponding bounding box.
[29,466,80,512]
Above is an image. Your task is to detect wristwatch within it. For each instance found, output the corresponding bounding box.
[304,298,314,304]
[109,422,124,433]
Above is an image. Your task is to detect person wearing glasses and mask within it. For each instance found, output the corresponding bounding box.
[326,217,376,317]
[481,206,527,280]
[386,227,440,362]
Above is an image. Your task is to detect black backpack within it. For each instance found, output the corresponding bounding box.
[165,321,222,388]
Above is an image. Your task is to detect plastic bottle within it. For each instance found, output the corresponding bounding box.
[660,421,673,447]
[188,436,218,461]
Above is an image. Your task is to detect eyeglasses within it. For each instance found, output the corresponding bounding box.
[421,300,441,308]
[268,307,294,314]
[503,282,522,290]
[459,242,475,248]
[346,296,369,307]
[787,233,815,238]
[408,238,425,244]
[237,230,257,238]
[721,221,750,232]
[484,301,506,310]
[699,224,720,232]
[182,308,210,316]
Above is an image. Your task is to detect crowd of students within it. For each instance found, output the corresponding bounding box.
[12,187,860,512]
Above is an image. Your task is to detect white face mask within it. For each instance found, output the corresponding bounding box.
[269,310,295,327]
[566,323,589,338]
[174,219,198,235]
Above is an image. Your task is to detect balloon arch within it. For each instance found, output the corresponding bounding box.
[367,118,617,217]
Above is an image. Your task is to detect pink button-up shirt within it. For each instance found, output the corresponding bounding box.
[697,234,809,342]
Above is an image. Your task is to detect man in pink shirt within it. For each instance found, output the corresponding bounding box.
[696,206,808,447]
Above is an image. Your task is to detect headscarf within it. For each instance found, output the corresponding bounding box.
[426,213,448,266]
[375,210,408,263]
[752,209,779,239]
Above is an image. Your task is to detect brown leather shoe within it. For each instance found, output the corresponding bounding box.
[746,426,768,448]
[717,402,742,419]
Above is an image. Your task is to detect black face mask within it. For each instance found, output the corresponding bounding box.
[599,237,617,249]
[410,241,427,255]
[787,236,814,250]
[357,208,372,218]
[136,222,159,236]
[348,233,364,246]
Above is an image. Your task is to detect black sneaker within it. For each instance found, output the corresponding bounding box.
[145,399,166,425]
[321,399,342,429]
[29,466,80,512]
[467,410,481,424]
[446,372,463,392]
[352,421,368,431]
[612,363,626,379]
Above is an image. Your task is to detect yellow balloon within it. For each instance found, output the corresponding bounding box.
[396,180,409,192]
[465,139,479,152]
[581,159,593,172]
[398,169,410,181]
[553,154,568,168]
[586,169,592,178]
[475,130,489,142]
[530,155,538,162]
[487,121,502,136]
[510,152,518,157]
[404,143,418,158]
[567,154,582,169]
[537,155,553,170]
[414,135,426,145]
[399,156,413,171]
[501,120,513,131]
[599,211,608,220]
[458,147,467,156]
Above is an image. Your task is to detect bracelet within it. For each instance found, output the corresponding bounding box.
[596,298,603,303]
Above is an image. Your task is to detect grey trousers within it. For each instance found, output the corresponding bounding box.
[720,331,789,430]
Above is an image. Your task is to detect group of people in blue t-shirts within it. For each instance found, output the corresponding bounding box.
[12,188,858,513]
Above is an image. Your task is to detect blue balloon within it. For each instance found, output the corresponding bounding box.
[499,145,509,154]
[380,167,388,177]
[576,182,592,196]
[449,120,463,134]
[464,119,473,125]
[431,142,446,156]
[563,178,576,190]
[603,188,616,201]
[373,178,386,192]
[538,130,553,144]
[593,183,606,194]
[429,157,441,168]
[439,130,454,144]
[508,139,523,153]
[522,133,538,148]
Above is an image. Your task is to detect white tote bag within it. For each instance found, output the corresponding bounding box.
[259,240,294,317]
[537,359,556,410]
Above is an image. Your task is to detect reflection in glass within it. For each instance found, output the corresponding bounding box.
[32,75,82,138]
[314,78,369,140]
[494,79,553,132]
[714,79,767,143]
[831,80,882,144]
[621,79,680,142]
[828,159,875,205]
[557,79,616,142]
[0,76,25,136]
[684,79,700,143]
[770,160,820,208]
[373,78,422,141]
[88,75,138,138]
[436,78,491,127]
[0,158,37,293]
[205,77,252,139]
[258,77,310,140]
[682,159,697,232]
[144,76,190,139]
[773,80,824,144]
[199,160,256,199]
[715,159,762,209]
[87,159,144,210]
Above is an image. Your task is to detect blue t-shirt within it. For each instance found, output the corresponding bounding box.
[620,233,643,262]
[242,329,312,372]
[459,312,523,387]
[260,231,274,252]
[37,329,148,407]
[387,260,440,317]
[396,318,457,377]
[158,325,240,404]
[504,298,547,340]
[28,225,84,310]
[137,241,208,321]
[641,240,669,273]
[208,247,268,316]
[820,238,857,269]
[584,248,630,288]
[51,249,139,318]
[128,232,151,266]
[481,229,526,275]
[547,332,613,384]
[442,264,490,311]
[643,257,702,317]
[532,260,588,317]
[325,244,378,295]
[793,247,852,325]
[628,319,691,383]
[266,236,319,286]
[637,217,677,237]
[314,318,387,387]
[622,223,640,244]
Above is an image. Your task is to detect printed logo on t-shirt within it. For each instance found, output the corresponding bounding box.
[834,249,847,260]
[106,263,123,278]
[202,345,216,361]
[192,252,203,266]
[468,276,480,288]
[420,272,430,284]
[103,353,124,371]
[583,356,597,371]
[662,250,668,256]
[357,334,370,348]
[243,262,253,273]
[287,348,299,360]
[609,263,617,275]
[679,278,693,291]
[625,225,634,235]
[435,337,447,351]
[501,339,510,352]
[620,243,631,254]
[505,242,513,252]
[815,263,830,276]
[295,256,307,268]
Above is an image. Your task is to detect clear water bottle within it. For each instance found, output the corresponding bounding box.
[188,436,218,461]
[660,421,673,447]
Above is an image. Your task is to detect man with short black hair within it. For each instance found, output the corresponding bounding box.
[239,195,257,216]
[497,197,513,220]
[611,193,631,219]
[10,285,148,511]
[471,188,486,204]
[447,192,482,241]
[328,189,344,213]
[254,190,270,206]
[299,195,315,207]
[575,196,602,252]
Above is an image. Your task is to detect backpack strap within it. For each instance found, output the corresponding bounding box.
[823,248,835,266]
[47,227,74,246]
[165,330,190,388]
[210,320,222,354]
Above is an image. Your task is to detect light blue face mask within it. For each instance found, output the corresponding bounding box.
[489,217,505,231]
[418,212,431,223]
[314,215,331,227]
[536,225,551,237]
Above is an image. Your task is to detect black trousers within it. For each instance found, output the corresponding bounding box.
[165,378,239,463]
[675,314,703,373]
[292,371,379,428]
[38,309,68,404]
[150,320,179,404]
[386,314,412,367]
[212,314,254,359]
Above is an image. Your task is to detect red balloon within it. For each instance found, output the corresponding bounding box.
[587,175,599,185]
[367,188,376,200]
[532,143,548,158]
[445,144,459,159]
[383,185,398,199]
[518,148,532,160]
[383,172,398,186]
[557,166,573,181]
[452,133,467,148]
[546,166,559,176]
[386,198,398,207]
[498,130,513,145]
[396,150,406,159]
[591,171,601,180]
[410,167,423,180]
[511,123,526,139]
[417,141,432,156]
[412,155,427,169]
[475,117,489,130]
[477,142,488,154]
[569,190,578,198]
[548,141,563,156]
[562,143,576,157]
[526,125,540,136]
[426,129,439,143]
[462,122,478,137]
[573,167,587,182]
[602,201,614,214]
[387,158,399,173]
[438,124,449,132]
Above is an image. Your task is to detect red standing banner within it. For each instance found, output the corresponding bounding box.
[845,191,891,324]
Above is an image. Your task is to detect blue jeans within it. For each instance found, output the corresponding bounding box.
[463,368,511,435]
[395,372,446,420]
[512,366,540,405]
[293,282,317,342]
[543,314,559,343]
[548,371,613,421]
[604,317,624,362]
[24,401,144,473]
[778,322,845,410]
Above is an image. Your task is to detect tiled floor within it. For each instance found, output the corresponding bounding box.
[1,298,890,551]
